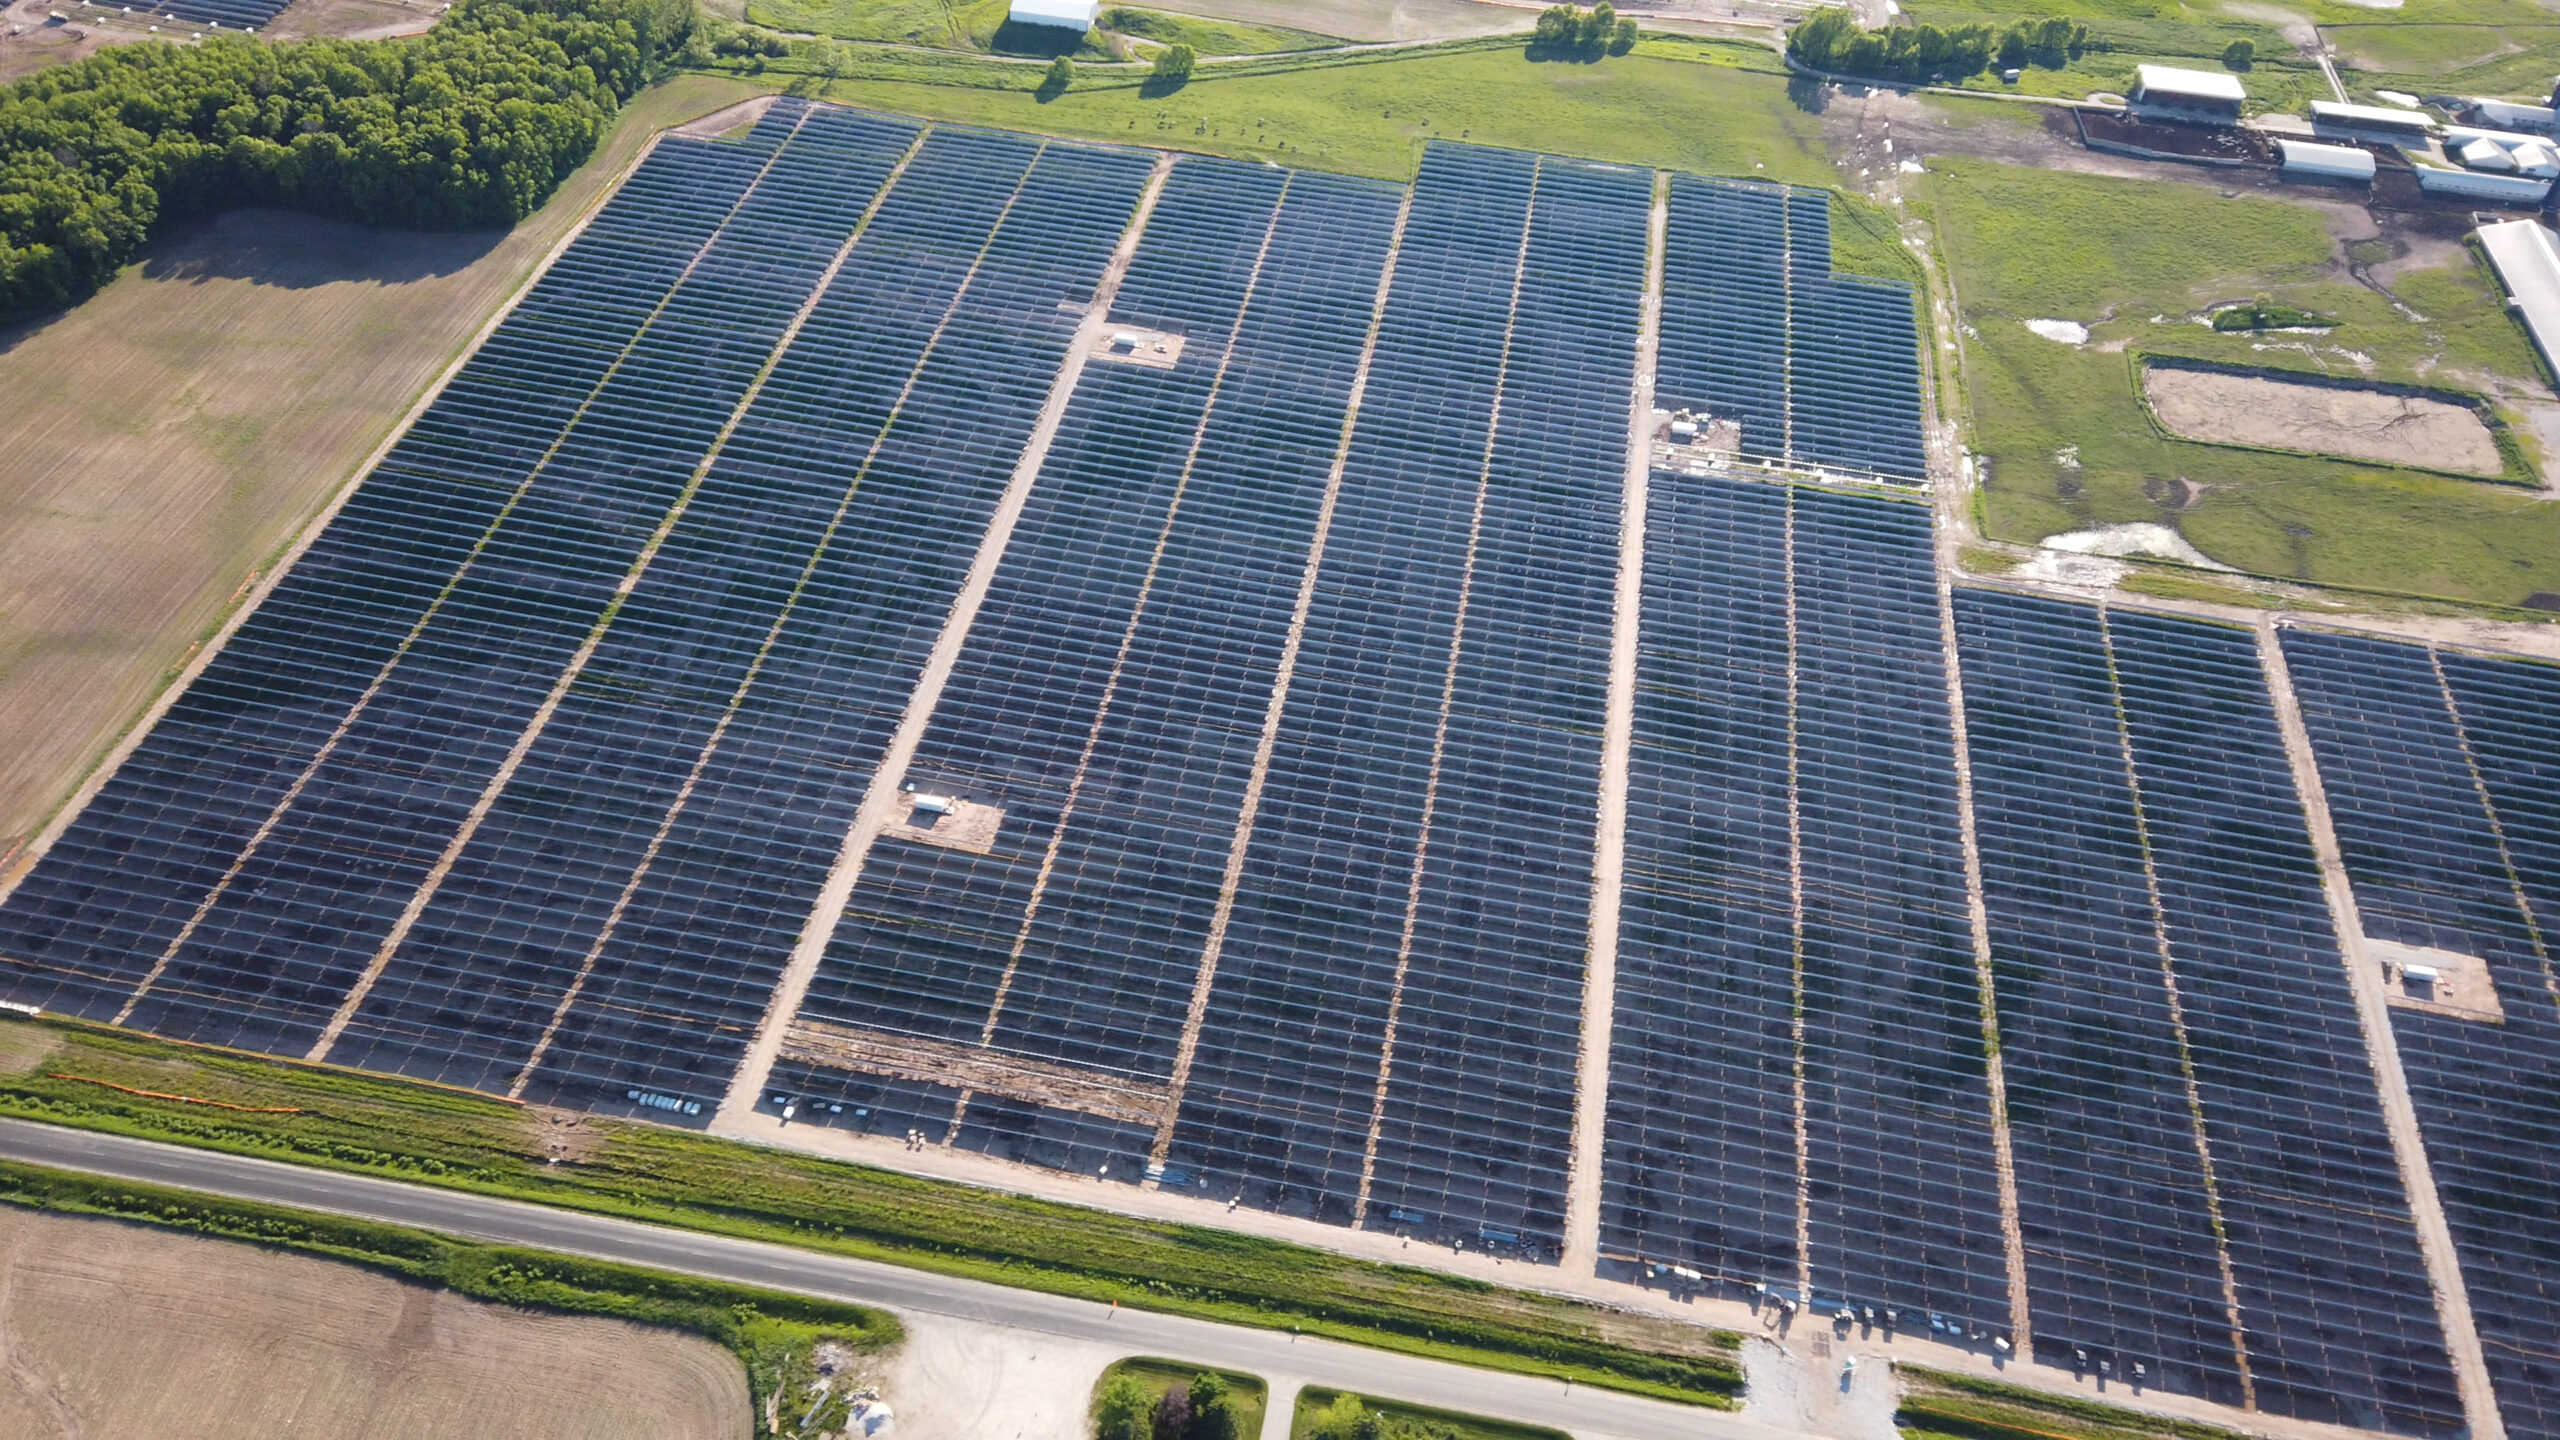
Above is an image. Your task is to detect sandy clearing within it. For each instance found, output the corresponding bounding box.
[876,1311,1127,1440]
[0,73,766,859]
[0,1208,745,1440]
[2143,368,2503,475]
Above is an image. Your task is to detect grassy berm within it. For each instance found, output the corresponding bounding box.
[0,1156,898,1432]
[0,1017,1741,1406]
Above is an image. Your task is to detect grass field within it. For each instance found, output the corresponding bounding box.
[1101,6,1345,54]
[0,1158,900,1436]
[0,1016,1746,1407]
[789,40,1833,184]
[0,72,770,868]
[1294,1385,1571,1440]
[0,1206,749,1440]
[1093,1357,1270,1437]
[1925,156,2560,607]
[1896,1365,2266,1440]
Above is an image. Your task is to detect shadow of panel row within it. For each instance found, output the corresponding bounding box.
[1652,178,1927,485]
[1602,474,2007,1332]
[0,102,844,1028]
[1161,143,1646,1255]
[1958,594,2460,1435]
[2285,629,2560,1440]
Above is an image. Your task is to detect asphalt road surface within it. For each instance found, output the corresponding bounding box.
[0,1117,1789,1440]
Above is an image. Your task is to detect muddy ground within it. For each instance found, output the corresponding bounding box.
[2143,367,2503,474]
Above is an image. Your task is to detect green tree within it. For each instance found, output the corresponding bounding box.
[1152,41,1196,82]
[1303,1394,1377,1440]
[1094,1373,1153,1440]
[1581,0,1613,45]
[1610,15,1637,50]
[1186,1372,1239,1440]
[1997,26,2028,67]
[1040,54,1074,96]
[2222,37,2253,68]
[1533,4,1579,46]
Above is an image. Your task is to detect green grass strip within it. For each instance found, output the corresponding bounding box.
[0,1019,1742,1407]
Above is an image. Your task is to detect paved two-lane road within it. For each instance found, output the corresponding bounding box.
[0,1118,1782,1440]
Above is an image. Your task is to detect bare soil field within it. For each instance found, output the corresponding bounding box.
[0,1208,747,1440]
[0,73,767,868]
[2141,367,2505,475]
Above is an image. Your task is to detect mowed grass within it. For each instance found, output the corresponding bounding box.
[0,72,774,859]
[1926,156,2560,607]
[0,1017,1746,1406]
[807,42,1835,184]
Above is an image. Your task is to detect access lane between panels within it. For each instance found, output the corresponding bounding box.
[797,157,1298,1170]
[2286,631,2560,1440]
[1364,155,1649,1251]
[0,124,788,1020]
[119,104,908,1057]
[517,137,1160,1113]
[2109,615,2459,1436]
[321,123,1038,1094]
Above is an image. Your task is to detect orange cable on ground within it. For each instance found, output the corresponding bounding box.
[45,1073,302,1114]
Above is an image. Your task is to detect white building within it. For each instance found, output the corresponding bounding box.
[2472,98,2558,135]
[1007,0,1097,31]
[2411,163,2553,205]
[2309,100,2435,147]
[2277,140,2376,184]
[2477,218,2560,376]
[2128,65,2245,123]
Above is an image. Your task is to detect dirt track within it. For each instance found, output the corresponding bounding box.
[0,1209,746,1440]
[2143,367,2503,475]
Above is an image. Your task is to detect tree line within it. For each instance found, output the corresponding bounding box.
[1532,2,1638,56]
[1787,6,2091,84]
[0,0,688,321]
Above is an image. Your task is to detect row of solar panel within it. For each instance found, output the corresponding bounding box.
[2285,631,2560,1440]
[1652,178,1928,483]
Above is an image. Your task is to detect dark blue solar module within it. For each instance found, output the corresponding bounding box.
[2285,630,2560,1440]
[0,112,821,1022]
[1654,177,1927,484]
[1958,595,2460,1432]
[1602,475,2004,1328]
[1162,145,1647,1251]
[125,0,287,31]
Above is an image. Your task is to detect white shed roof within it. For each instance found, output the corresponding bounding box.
[2310,100,2434,133]
[2477,219,2560,373]
[1008,0,1096,28]
[2135,65,2245,103]
[2277,140,2376,179]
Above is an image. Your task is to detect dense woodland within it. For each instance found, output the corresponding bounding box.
[0,0,687,319]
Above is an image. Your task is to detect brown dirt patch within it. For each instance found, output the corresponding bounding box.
[0,73,767,857]
[0,1023,56,1076]
[528,1104,606,1164]
[0,1207,747,1440]
[260,0,436,41]
[2142,367,2503,474]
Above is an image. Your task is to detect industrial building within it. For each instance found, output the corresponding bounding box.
[2477,218,2560,377]
[2128,65,2245,123]
[2411,162,2554,204]
[1005,0,1095,30]
[2308,100,2435,147]
[2276,139,2375,185]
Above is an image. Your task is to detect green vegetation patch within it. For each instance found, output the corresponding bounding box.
[1296,1386,1570,1440]
[2115,570,2282,608]
[2210,301,2335,332]
[1093,1358,1266,1440]
[799,42,1835,184]
[1925,155,2560,607]
[0,1017,1745,1407]
[0,1157,899,1435]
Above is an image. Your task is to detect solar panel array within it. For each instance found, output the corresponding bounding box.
[2286,631,2560,1440]
[123,0,284,31]
[3,103,2558,1439]
[1653,177,1928,483]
